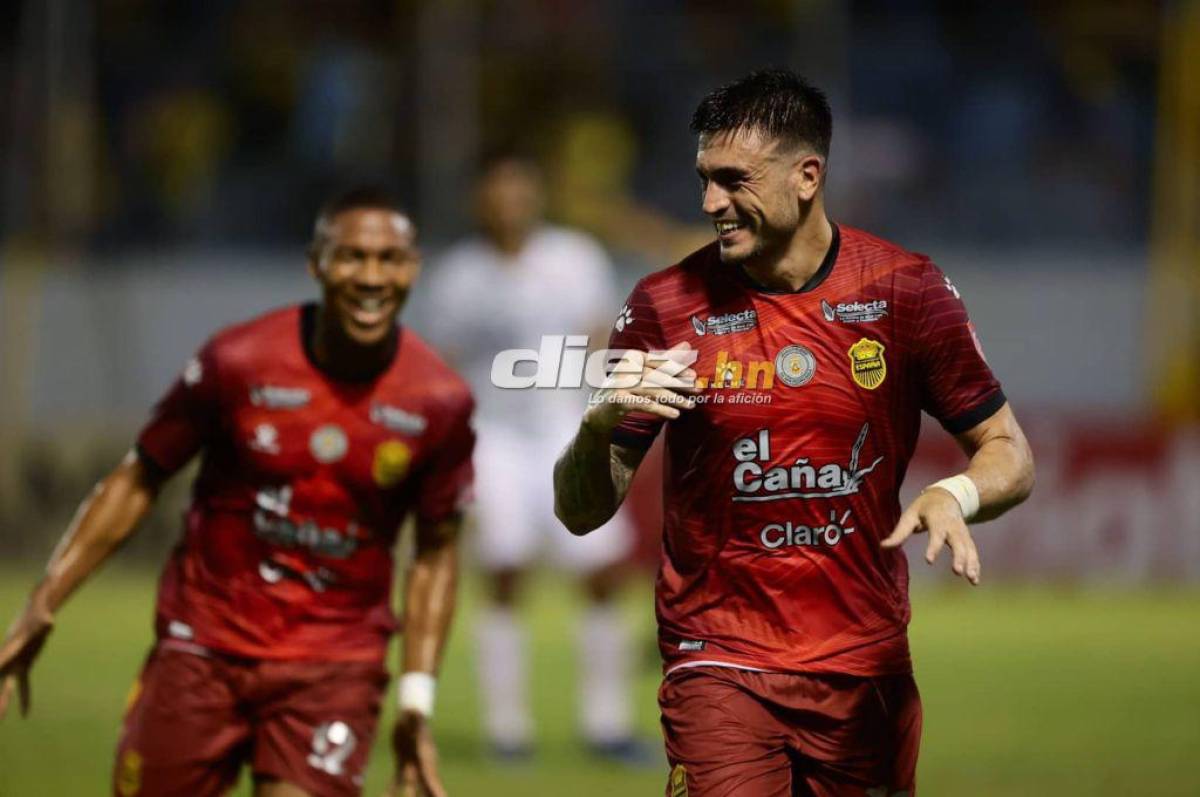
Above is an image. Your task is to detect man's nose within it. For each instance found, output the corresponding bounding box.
[356,255,387,286]
[701,182,729,216]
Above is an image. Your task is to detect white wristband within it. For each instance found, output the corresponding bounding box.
[397,672,436,718]
[927,474,980,521]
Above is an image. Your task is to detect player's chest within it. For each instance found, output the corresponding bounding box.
[221,380,433,492]
[678,294,906,435]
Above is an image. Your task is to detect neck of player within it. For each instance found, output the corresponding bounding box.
[743,206,833,292]
[311,305,395,380]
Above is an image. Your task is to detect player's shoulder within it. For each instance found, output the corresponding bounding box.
[633,241,722,302]
[391,327,474,412]
[837,225,934,277]
[833,225,951,309]
[203,304,302,365]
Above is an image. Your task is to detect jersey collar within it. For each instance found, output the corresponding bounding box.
[300,302,401,383]
[734,222,840,295]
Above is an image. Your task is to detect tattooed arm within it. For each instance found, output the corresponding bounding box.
[554,343,697,535]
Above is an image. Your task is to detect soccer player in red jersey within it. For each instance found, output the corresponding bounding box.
[0,188,474,797]
[554,70,1035,796]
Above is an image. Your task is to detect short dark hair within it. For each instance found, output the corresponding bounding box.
[311,186,409,248]
[476,145,541,179]
[690,69,832,156]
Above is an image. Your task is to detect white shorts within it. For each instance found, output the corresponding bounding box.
[471,421,634,573]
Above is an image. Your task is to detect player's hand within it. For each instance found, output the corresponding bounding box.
[385,709,446,797]
[0,606,54,720]
[881,488,981,585]
[582,341,700,433]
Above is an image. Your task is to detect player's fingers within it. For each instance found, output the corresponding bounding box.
[959,529,981,585]
[880,510,921,549]
[924,527,946,565]
[399,762,420,797]
[627,386,695,410]
[0,675,14,720]
[945,526,969,578]
[638,364,700,393]
[418,764,447,797]
[613,392,682,419]
[415,740,445,797]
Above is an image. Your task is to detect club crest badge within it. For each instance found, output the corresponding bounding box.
[848,338,886,390]
[774,344,817,387]
[372,440,412,488]
[309,424,348,463]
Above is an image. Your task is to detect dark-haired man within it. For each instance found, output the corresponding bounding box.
[554,70,1035,795]
[0,189,474,797]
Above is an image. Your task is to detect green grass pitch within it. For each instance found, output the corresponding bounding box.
[1,566,1197,795]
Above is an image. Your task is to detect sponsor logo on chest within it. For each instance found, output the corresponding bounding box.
[369,403,427,435]
[731,423,884,502]
[250,384,312,409]
[821,298,889,323]
[690,308,758,336]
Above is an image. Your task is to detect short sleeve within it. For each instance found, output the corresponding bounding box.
[914,263,1005,434]
[415,393,476,522]
[606,280,669,450]
[136,341,222,477]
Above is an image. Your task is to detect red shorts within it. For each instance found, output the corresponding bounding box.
[659,667,921,797]
[112,644,389,797]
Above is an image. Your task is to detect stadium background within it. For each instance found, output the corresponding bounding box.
[1,1,1197,794]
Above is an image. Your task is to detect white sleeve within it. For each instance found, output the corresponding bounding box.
[424,251,476,349]
[563,233,619,332]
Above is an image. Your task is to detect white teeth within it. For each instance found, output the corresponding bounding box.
[357,298,383,312]
[716,221,742,234]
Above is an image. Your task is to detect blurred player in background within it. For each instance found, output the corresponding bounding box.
[426,152,647,762]
[0,188,473,797]
[555,70,1035,795]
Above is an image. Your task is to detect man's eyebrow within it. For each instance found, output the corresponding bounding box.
[703,166,749,182]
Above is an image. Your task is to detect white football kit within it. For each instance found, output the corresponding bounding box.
[426,225,634,574]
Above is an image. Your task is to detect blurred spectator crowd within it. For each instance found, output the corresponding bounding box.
[0,0,1160,253]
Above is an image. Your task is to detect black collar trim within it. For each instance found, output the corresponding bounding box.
[735,223,840,295]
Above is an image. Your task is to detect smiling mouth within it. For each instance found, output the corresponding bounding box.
[715,220,745,238]
[345,295,394,326]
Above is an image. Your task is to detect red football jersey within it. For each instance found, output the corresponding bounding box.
[608,225,1004,677]
[137,304,474,662]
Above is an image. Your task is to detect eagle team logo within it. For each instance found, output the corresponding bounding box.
[372,440,412,488]
[848,338,886,390]
[775,344,816,387]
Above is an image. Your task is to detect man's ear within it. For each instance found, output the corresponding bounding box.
[794,154,824,202]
